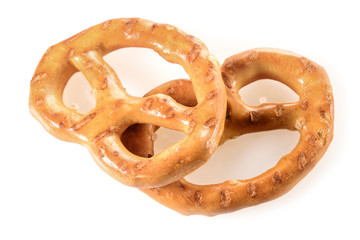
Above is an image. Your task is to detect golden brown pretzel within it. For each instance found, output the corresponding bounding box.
[29,18,227,188]
[136,48,334,215]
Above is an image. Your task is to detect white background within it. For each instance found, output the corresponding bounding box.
[1,0,359,239]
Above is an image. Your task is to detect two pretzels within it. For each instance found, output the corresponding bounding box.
[29,18,334,216]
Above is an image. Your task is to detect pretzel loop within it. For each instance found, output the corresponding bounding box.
[222,48,332,140]
[29,18,227,188]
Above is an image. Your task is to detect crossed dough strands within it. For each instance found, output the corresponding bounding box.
[127,49,334,216]
[29,18,227,188]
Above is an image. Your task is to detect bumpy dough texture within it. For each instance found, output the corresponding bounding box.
[132,48,334,216]
[29,18,227,188]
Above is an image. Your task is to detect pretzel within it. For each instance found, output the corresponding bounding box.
[136,48,334,215]
[29,18,227,188]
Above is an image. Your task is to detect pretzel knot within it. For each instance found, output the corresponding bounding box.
[29,18,227,188]
[131,49,334,216]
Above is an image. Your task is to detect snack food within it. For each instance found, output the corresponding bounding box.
[137,49,334,215]
[29,18,334,215]
[29,18,227,188]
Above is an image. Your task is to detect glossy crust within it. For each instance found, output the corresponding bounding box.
[29,18,227,188]
[138,49,334,216]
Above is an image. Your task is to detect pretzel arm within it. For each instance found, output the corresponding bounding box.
[69,50,127,100]
[130,94,193,134]
[241,102,300,132]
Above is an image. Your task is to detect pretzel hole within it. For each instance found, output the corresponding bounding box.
[238,79,299,106]
[103,48,189,97]
[185,130,299,184]
[63,72,96,114]
[153,127,186,155]
[121,124,185,158]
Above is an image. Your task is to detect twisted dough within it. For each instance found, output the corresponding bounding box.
[127,48,334,215]
[29,18,227,188]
